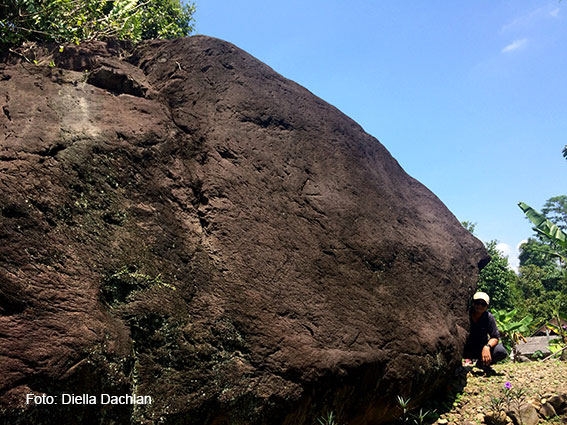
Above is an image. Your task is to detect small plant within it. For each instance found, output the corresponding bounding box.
[412,408,435,425]
[489,381,529,425]
[397,396,411,421]
[489,394,505,414]
[396,396,436,425]
[316,411,341,425]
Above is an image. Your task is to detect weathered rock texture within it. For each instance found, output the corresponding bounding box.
[0,36,488,424]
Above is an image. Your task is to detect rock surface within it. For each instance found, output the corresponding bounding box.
[507,404,539,425]
[547,393,567,413]
[0,36,487,424]
[539,402,556,419]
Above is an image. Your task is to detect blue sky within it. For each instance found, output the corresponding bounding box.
[194,1,567,270]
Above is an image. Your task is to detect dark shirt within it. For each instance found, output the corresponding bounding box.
[463,311,500,358]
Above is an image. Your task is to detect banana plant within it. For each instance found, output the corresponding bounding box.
[493,309,533,361]
[546,307,567,357]
[518,202,567,262]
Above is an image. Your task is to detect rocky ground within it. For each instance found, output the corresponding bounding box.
[431,360,567,425]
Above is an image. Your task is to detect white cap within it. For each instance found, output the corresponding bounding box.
[473,292,490,305]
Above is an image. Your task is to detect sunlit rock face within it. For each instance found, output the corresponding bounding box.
[0,36,488,424]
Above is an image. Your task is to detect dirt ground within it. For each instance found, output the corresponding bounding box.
[434,360,567,424]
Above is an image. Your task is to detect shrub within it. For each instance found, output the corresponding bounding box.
[0,0,195,48]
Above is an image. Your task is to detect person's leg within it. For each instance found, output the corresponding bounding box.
[491,343,507,364]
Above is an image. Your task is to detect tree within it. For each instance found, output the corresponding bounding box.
[523,290,567,330]
[0,0,195,48]
[517,198,567,324]
[477,241,519,311]
[516,264,546,300]
[518,237,558,268]
[541,195,567,231]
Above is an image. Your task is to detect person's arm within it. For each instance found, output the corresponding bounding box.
[482,314,500,365]
[481,338,498,365]
[485,337,499,349]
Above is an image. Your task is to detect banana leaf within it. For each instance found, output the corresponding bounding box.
[518,202,567,259]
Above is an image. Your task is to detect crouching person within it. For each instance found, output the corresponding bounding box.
[463,292,507,371]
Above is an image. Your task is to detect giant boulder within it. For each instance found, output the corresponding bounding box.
[0,36,488,424]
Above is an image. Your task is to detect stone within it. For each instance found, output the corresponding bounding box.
[547,394,567,414]
[516,355,531,363]
[0,36,488,424]
[485,411,511,425]
[507,404,539,425]
[436,419,449,424]
[539,402,557,419]
[527,397,542,411]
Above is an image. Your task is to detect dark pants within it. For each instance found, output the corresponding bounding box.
[463,343,508,364]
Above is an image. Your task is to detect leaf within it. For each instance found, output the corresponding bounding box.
[549,338,565,354]
[518,202,567,250]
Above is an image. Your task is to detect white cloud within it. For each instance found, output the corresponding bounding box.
[494,240,528,273]
[501,5,561,33]
[501,38,528,53]
[496,242,512,257]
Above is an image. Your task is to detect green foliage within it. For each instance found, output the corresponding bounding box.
[395,397,436,425]
[492,308,533,359]
[517,261,564,303]
[546,304,567,357]
[518,201,567,261]
[477,241,520,311]
[397,396,411,421]
[521,290,567,331]
[316,411,342,425]
[516,199,567,326]
[461,220,477,234]
[0,0,195,48]
[519,238,559,269]
[516,264,546,299]
[541,195,567,231]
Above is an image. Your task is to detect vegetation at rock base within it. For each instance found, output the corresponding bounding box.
[316,411,343,425]
[0,0,195,48]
